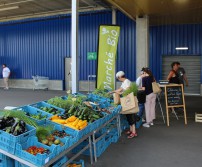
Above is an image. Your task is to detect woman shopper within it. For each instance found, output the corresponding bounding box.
[136,68,146,118]
[141,68,157,128]
[111,71,137,139]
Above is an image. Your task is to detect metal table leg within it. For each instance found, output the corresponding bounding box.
[88,136,93,164]
[157,94,165,124]
[92,132,97,162]
[117,114,121,137]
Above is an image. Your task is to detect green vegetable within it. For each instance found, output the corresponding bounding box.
[47,97,72,110]
[54,139,60,145]
[92,89,112,99]
[122,83,138,97]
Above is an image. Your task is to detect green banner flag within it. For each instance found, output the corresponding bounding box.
[96,25,120,90]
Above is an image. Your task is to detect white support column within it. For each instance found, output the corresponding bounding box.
[112,8,116,25]
[71,0,79,93]
[112,8,117,88]
[136,15,149,77]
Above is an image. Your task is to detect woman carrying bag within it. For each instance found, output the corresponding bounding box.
[110,71,137,139]
[141,68,157,128]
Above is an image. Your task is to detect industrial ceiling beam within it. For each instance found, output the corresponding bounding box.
[104,0,135,21]
[0,0,37,7]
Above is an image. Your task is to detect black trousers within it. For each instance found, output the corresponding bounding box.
[126,114,136,126]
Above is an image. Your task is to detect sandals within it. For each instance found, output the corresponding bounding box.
[125,130,131,135]
[127,132,138,139]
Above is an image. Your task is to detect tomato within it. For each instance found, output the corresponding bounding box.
[26,146,47,156]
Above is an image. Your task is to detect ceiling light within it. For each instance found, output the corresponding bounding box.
[0,6,19,12]
[175,47,188,50]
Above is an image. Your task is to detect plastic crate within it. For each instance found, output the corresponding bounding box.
[50,124,76,155]
[61,96,68,100]
[0,124,36,154]
[0,153,14,167]
[15,136,57,166]
[87,94,111,109]
[72,133,112,157]
[15,161,29,167]
[69,159,85,167]
[31,101,65,115]
[52,156,68,167]
[48,120,91,141]
[46,121,80,145]
[15,105,52,125]
[111,131,119,143]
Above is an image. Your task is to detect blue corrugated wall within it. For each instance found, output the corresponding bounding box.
[150,24,202,81]
[0,11,136,81]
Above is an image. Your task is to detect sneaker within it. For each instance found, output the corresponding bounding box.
[143,123,150,128]
[150,122,154,126]
[142,118,146,122]
[4,87,9,90]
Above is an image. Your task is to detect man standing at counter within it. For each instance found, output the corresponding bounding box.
[176,62,189,87]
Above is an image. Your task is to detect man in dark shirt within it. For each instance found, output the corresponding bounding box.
[176,62,189,87]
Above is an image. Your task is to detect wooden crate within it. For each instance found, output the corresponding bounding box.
[195,113,202,122]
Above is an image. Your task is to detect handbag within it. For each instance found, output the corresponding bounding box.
[152,82,162,94]
[120,92,139,114]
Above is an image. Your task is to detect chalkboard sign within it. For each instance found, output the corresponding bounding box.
[165,85,183,106]
[164,84,187,126]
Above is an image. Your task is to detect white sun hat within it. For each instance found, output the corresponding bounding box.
[116,71,125,78]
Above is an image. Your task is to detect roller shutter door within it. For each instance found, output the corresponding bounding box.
[162,55,201,95]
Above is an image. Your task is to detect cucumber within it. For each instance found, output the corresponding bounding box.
[68,106,75,114]
[77,110,82,116]
[92,114,100,119]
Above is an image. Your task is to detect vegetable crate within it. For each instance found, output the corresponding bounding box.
[120,115,129,132]
[48,120,91,141]
[31,101,65,115]
[72,133,112,158]
[15,105,52,125]
[99,124,120,143]
[49,123,78,155]
[87,94,111,109]
[15,161,29,167]
[68,159,85,167]
[0,153,14,167]
[52,156,68,167]
[15,136,57,166]
[0,124,36,154]
[195,113,202,122]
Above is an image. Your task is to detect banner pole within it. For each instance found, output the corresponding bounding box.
[112,8,117,90]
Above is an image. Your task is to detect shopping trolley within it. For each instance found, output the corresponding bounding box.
[32,75,49,90]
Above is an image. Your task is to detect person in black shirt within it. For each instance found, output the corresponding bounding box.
[167,62,180,84]
[141,68,157,128]
[176,61,189,87]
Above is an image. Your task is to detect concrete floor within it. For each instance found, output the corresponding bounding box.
[1,88,202,167]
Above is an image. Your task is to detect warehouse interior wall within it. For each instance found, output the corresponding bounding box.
[2,10,202,91]
[150,24,202,83]
[0,10,136,90]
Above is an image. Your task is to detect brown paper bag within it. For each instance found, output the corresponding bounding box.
[152,82,162,94]
[120,92,139,114]
[113,93,120,105]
